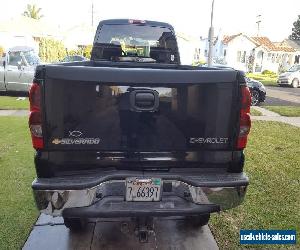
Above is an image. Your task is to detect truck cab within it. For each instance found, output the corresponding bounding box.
[0,46,40,95]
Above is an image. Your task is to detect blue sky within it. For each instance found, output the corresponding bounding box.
[2,0,300,41]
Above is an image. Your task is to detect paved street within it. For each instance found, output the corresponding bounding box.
[263,86,300,106]
[23,214,219,250]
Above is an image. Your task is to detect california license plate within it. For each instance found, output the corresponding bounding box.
[126,178,162,201]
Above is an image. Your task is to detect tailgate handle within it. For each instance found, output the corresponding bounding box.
[130,90,159,112]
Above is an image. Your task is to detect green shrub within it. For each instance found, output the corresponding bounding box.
[0,46,4,57]
[65,45,92,59]
[262,70,276,76]
[83,45,92,59]
[39,38,67,62]
[67,49,80,56]
[192,59,206,66]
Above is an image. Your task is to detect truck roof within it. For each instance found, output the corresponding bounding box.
[8,46,34,52]
[97,19,175,32]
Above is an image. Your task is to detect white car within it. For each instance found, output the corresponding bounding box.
[277,65,300,88]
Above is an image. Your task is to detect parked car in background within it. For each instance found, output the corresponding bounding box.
[277,64,300,88]
[61,55,88,62]
[245,77,266,106]
[204,64,266,106]
[0,46,40,96]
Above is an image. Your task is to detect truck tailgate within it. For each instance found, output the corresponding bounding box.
[41,65,240,170]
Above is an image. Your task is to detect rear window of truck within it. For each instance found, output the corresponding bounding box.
[91,24,179,64]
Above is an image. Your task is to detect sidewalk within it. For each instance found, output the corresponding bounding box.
[0,109,29,116]
[251,106,300,127]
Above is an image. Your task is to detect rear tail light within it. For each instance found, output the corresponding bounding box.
[29,83,43,149]
[29,83,41,111]
[237,86,251,149]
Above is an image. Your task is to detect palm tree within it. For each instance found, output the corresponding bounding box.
[23,4,44,20]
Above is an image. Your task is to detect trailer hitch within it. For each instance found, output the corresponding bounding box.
[134,217,154,243]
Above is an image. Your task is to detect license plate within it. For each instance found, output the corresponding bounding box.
[126,178,162,201]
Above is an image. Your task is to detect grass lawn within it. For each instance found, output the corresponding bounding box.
[0,96,29,110]
[247,73,278,86]
[263,106,300,117]
[0,117,38,250]
[210,121,300,249]
[250,107,262,116]
[0,117,299,249]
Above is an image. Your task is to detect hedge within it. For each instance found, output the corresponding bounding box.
[39,38,66,62]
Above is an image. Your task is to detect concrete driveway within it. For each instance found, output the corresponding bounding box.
[23,214,219,250]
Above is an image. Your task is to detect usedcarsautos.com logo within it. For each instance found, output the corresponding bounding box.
[52,130,100,145]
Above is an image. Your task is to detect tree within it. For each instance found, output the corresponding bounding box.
[289,15,300,40]
[39,38,66,62]
[23,4,44,20]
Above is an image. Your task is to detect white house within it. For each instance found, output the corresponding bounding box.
[202,33,296,73]
[250,37,295,73]
[278,39,300,65]
[176,33,203,65]
[222,34,257,71]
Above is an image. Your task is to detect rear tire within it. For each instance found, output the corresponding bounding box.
[250,89,260,106]
[64,217,88,231]
[185,214,210,228]
[292,78,299,88]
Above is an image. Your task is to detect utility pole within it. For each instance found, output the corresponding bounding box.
[207,0,215,67]
[256,15,261,37]
[91,2,94,27]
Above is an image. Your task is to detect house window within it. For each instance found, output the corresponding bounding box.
[267,53,271,61]
[271,53,275,63]
[237,51,246,63]
[241,51,246,63]
[224,49,227,57]
[276,54,281,63]
[194,48,201,61]
[237,51,241,62]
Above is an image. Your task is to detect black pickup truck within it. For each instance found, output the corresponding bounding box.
[29,19,251,235]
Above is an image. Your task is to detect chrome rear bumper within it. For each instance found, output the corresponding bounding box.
[32,171,248,217]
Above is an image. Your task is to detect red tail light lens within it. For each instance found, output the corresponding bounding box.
[237,86,251,149]
[29,83,43,149]
[29,83,41,111]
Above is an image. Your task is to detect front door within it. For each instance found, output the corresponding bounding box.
[5,51,30,92]
[0,56,5,91]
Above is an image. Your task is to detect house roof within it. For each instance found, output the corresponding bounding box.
[251,37,295,52]
[222,33,242,44]
[281,39,300,51]
[222,33,261,47]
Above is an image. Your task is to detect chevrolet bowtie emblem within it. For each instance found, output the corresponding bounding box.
[52,139,61,145]
[69,131,83,137]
